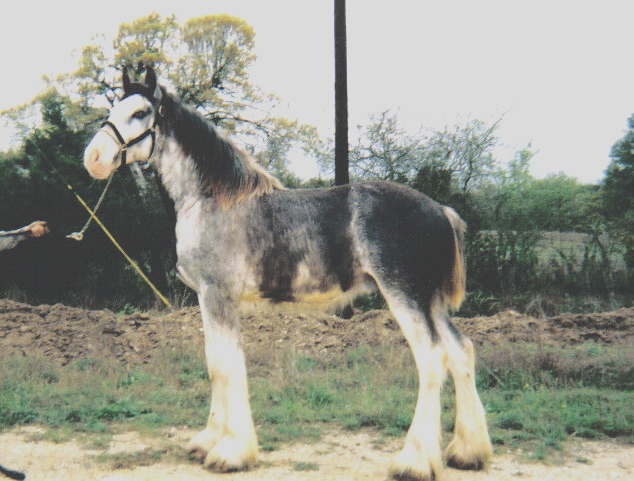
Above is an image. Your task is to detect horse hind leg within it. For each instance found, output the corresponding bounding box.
[435,307,492,470]
[379,289,445,481]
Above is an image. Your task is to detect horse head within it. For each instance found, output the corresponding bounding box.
[84,67,162,179]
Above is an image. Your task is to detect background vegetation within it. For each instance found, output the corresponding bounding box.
[1,12,633,315]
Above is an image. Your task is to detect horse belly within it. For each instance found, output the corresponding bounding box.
[290,262,344,304]
[294,287,345,304]
[240,260,348,306]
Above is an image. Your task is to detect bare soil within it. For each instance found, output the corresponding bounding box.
[1,299,633,480]
[0,427,632,481]
[1,300,633,367]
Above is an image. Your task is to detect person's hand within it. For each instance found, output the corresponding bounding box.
[28,221,49,238]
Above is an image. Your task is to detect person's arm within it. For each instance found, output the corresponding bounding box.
[0,232,27,251]
[0,221,49,252]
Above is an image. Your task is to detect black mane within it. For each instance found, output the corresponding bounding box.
[160,92,251,198]
[120,80,283,204]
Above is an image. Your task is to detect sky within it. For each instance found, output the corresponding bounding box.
[1,0,633,183]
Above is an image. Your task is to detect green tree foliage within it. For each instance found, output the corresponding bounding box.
[480,148,598,233]
[114,13,179,71]
[175,15,256,114]
[0,93,176,308]
[422,118,499,199]
[603,115,634,269]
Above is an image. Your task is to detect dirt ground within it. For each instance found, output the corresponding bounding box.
[1,299,633,367]
[0,426,632,481]
[1,299,633,480]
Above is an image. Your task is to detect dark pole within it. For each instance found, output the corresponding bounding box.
[334,0,349,185]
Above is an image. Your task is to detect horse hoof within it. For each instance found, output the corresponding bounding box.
[444,434,492,471]
[187,428,218,462]
[203,437,257,473]
[389,446,440,481]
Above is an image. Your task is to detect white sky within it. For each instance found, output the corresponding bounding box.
[1,0,633,183]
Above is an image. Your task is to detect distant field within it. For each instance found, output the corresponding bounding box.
[537,231,626,270]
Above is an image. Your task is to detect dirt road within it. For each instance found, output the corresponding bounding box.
[0,426,632,481]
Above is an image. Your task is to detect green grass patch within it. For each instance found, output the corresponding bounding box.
[93,445,186,469]
[0,341,631,462]
[484,387,634,454]
[476,343,634,455]
[294,461,319,471]
[0,353,209,432]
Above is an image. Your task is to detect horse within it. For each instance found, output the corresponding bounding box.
[83,67,492,480]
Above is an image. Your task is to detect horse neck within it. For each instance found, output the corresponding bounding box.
[155,135,202,211]
[154,93,283,210]
[153,93,227,209]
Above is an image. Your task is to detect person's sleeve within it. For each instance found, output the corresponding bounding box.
[0,232,28,251]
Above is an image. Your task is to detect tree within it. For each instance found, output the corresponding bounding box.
[3,13,324,179]
[603,114,634,269]
[422,118,500,199]
[114,12,179,72]
[341,111,500,210]
[334,0,349,185]
[175,15,256,118]
[348,110,421,183]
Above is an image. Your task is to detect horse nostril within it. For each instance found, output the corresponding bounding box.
[86,149,99,166]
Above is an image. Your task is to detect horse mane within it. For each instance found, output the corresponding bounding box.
[159,89,284,206]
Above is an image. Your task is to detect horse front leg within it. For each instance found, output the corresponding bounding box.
[187,285,258,472]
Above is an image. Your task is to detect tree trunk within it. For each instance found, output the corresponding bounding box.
[334,0,349,185]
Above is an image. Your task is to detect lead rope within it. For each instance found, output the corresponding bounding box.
[67,172,115,241]
[29,119,171,309]
[64,176,172,309]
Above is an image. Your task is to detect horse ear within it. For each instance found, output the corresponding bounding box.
[122,66,131,93]
[144,66,162,102]
[144,67,157,94]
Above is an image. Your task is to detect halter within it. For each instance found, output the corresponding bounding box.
[100,104,162,171]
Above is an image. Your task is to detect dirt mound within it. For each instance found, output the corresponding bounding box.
[1,299,633,366]
[456,308,634,347]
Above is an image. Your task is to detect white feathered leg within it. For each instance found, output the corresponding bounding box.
[385,299,445,481]
[187,287,258,472]
[443,336,492,470]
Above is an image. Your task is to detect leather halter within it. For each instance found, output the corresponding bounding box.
[100,106,162,171]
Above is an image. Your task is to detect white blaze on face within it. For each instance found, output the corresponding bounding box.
[83,95,155,179]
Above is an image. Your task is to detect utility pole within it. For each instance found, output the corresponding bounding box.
[334,0,349,185]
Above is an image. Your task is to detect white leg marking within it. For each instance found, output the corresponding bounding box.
[442,334,492,470]
[385,298,445,481]
[187,289,258,472]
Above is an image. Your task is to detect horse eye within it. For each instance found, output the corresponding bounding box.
[132,109,149,120]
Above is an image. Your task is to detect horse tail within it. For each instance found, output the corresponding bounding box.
[441,206,466,311]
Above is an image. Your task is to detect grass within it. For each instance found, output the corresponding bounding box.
[294,461,319,471]
[0,340,632,462]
